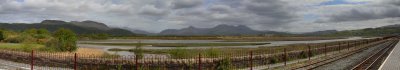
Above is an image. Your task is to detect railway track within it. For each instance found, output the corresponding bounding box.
[291,39,395,70]
[351,39,398,70]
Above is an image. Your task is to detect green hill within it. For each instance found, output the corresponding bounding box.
[0,20,136,36]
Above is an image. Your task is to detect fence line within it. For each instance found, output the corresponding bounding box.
[0,37,394,70]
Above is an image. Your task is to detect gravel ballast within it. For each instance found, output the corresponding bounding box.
[313,41,390,70]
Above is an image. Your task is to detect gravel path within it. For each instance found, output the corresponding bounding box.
[313,41,390,70]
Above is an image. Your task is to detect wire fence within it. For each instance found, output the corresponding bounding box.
[0,36,395,70]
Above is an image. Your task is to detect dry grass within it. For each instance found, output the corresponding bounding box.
[75,48,106,57]
[35,48,106,58]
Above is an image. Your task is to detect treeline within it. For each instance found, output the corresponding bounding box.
[79,34,110,40]
[0,28,77,52]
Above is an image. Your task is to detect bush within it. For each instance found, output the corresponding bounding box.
[133,41,144,59]
[53,28,77,52]
[35,28,51,39]
[269,57,279,64]
[0,31,4,41]
[216,58,232,70]
[205,48,221,57]
[168,48,191,59]
[4,37,19,43]
[45,38,61,51]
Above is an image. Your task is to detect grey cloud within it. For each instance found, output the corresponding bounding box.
[242,0,297,27]
[383,0,400,6]
[319,0,400,23]
[0,0,301,32]
[169,0,297,30]
[172,0,203,9]
[209,5,232,13]
[138,5,170,17]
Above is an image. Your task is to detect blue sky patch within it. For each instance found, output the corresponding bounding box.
[318,0,368,6]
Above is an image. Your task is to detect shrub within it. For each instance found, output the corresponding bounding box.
[4,36,19,43]
[269,57,279,64]
[35,28,51,39]
[45,38,61,51]
[53,28,78,52]
[133,41,144,59]
[205,48,221,57]
[299,51,307,58]
[216,58,232,70]
[0,31,4,41]
[168,48,191,59]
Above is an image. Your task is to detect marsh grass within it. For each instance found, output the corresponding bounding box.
[0,43,45,52]
[108,39,367,59]
[114,36,343,41]
[85,43,270,47]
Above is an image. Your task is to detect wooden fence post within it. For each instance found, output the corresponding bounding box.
[31,50,34,70]
[284,48,287,67]
[338,42,341,52]
[136,54,139,70]
[348,41,350,51]
[308,45,311,61]
[324,44,327,56]
[75,53,77,70]
[198,53,202,70]
[250,51,253,70]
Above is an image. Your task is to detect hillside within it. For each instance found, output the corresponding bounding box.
[159,24,288,36]
[0,20,136,36]
[325,24,400,36]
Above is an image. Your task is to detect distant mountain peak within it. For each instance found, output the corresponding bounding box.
[214,24,233,28]
[187,26,196,29]
[41,20,68,25]
[70,20,110,30]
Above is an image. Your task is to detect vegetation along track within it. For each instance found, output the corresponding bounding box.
[351,39,399,70]
[291,39,396,70]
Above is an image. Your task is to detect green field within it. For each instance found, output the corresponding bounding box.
[0,43,45,52]
[84,43,270,47]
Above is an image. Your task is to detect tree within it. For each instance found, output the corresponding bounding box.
[37,28,50,35]
[36,28,51,38]
[0,30,4,41]
[23,29,37,35]
[133,41,144,59]
[53,28,77,52]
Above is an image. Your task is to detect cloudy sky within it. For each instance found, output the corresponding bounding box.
[0,0,399,33]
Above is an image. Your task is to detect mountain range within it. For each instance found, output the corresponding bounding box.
[325,24,400,36]
[1,20,399,36]
[159,24,288,36]
[0,20,136,36]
